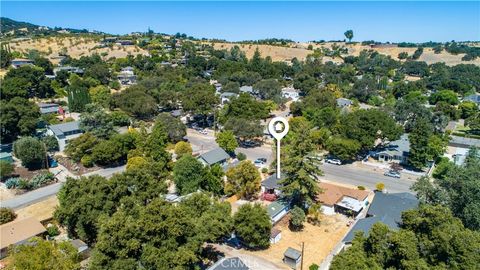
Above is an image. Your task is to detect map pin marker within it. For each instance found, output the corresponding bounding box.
[268,117,289,179]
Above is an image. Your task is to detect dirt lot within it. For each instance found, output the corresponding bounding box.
[245,214,350,269]
[56,156,100,175]
[15,195,58,222]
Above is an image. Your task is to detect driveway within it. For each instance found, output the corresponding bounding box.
[210,243,287,270]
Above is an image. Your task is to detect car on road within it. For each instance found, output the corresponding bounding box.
[240,140,258,148]
[325,158,342,165]
[384,170,401,178]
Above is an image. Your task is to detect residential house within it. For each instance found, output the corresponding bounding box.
[53,66,84,76]
[38,103,60,115]
[267,200,290,224]
[197,148,230,167]
[317,183,369,217]
[220,92,238,105]
[261,173,284,200]
[116,40,135,46]
[11,58,34,68]
[0,217,46,258]
[283,247,302,269]
[336,98,353,108]
[207,257,250,270]
[343,192,418,244]
[281,87,300,101]
[375,134,410,165]
[239,86,255,95]
[46,121,83,151]
[448,136,480,165]
[464,93,480,106]
[117,66,136,85]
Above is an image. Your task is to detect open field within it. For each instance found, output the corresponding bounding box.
[7,36,148,64]
[246,214,350,268]
[14,195,58,222]
[212,41,480,66]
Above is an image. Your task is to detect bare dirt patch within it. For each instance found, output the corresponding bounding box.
[56,156,100,175]
[245,214,350,268]
[15,195,58,222]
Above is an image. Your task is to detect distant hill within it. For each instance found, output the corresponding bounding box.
[0,17,102,38]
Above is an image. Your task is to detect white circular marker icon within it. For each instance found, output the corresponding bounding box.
[268,117,289,179]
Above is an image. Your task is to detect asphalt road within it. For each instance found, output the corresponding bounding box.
[319,163,417,193]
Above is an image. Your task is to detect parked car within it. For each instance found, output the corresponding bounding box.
[198,129,208,135]
[325,158,342,165]
[384,170,401,178]
[254,159,266,167]
[256,158,267,163]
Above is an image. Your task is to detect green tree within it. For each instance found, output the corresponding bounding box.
[42,135,59,152]
[398,52,408,60]
[409,118,433,169]
[7,237,80,270]
[0,97,40,143]
[0,207,17,224]
[181,83,218,124]
[202,164,225,195]
[225,160,261,199]
[429,89,459,105]
[0,161,14,179]
[79,104,115,139]
[4,65,54,98]
[281,119,323,207]
[155,112,187,143]
[326,137,361,161]
[89,85,112,108]
[91,133,135,166]
[224,118,263,141]
[290,206,306,231]
[216,130,239,153]
[234,203,271,249]
[173,155,205,195]
[13,137,46,169]
[459,101,478,119]
[174,141,193,158]
[344,30,354,42]
[67,74,92,112]
[253,79,283,104]
[65,132,99,162]
[113,85,157,118]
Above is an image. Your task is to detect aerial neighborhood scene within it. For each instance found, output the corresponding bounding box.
[0,1,479,269]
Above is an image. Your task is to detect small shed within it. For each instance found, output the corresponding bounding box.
[270,228,282,244]
[283,247,302,269]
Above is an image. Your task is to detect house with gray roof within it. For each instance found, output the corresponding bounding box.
[220,92,238,105]
[46,121,83,151]
[343,192,418,244]
[197,148,230,167]
[38,103,60,115]
[464,93,480,106]
[336,98,353,108]
[261,172,285,196]
[376,134,410,164]
[239,86,254,95]
[283,247,302,269]
[266,199,290,224]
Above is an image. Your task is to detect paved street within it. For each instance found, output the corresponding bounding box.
[320,163,417,193]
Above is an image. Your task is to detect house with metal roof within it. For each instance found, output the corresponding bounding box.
[464,93,480,106]
[207,257,250,270]
[261,173,285,200]
[375,134,410,165]
[266,200,290,224]
[38,103,60,115]
[46,121,83,151]
[0,217,46,258]
[220,92,238,105]
[239,86,254,95]
[342,192,418,244]
[197,148,230,167]
[336,98,353,108]
[11,58,34,68]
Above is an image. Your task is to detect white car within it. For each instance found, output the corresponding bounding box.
[198,129,208,135]
[325,158,342,165]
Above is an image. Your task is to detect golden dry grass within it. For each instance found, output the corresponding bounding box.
[245,214,350,268]
[15,195,58,222]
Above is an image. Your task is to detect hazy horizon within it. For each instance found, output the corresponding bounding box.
[2,1,479,42]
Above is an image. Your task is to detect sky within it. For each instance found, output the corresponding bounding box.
[1,1,479,42]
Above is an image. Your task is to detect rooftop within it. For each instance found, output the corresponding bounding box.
[0,217,46,249]
[239,86,254,94]
[261,173,285,190]
[343,192,418,243]
[48,121,81,136]
[284,247,302,260]
[266,200,289,218]
[317,182,369,207]
[336,98,353,107]
[198,148,230,165]
[379,134,410,156]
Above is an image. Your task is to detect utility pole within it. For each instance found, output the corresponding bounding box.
[300,242,304,270]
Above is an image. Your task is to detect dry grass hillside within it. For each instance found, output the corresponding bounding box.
[212,41,480,66]
[7,36,148,64]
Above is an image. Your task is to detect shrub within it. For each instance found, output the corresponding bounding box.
[237,152,246,161]
[47,224,60,237]
[309,264,320,270]
[18,179,32,190]
[42,135,59,152]
[174,141,192,158]
[376,182,385,192]
[261,167,268,174]
[357,186,366,190]
[0,207,17,225]
[81,155,94,167]
[30,173,55,189]
[5,177,21,189]
[13,137,47,169]
[0,160,14,179]
[290,206,306,231]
